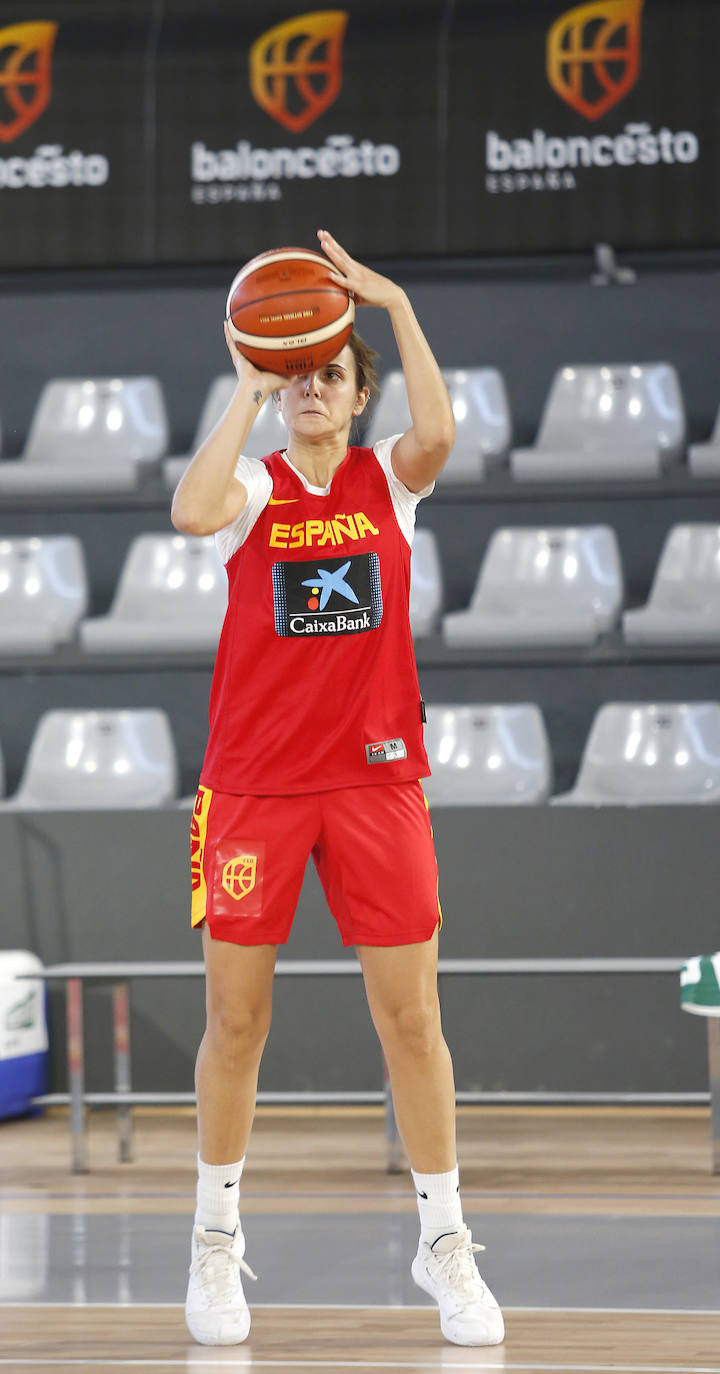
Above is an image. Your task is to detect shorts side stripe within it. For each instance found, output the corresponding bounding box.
[190,785,213,928]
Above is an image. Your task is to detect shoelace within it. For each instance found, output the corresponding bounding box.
[433,1237,488,1303]
[190,1239,258,1305]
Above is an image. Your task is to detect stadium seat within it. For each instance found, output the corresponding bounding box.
[688,405,720,477]
[364,368,511,480]
[79,534,227,653]
[423,703,552,805]
[511,364,686,482]
[409,527,443,637]
[623,524,720,645]
[1,709,179,809]
[163,375,288,487]
[0,378,169,494]
[0,536,88,654]
[552,702,720,805]
[442,525,623,648]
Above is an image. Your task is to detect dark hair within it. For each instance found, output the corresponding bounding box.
[347,329,380,398]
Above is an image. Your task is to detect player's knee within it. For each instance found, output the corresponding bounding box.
[381,998,442,1059]
[208,998,272,1060]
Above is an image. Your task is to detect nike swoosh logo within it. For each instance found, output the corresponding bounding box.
[224,1179,239,1188]
[416,1190,428,1199]
[268,496,300,505]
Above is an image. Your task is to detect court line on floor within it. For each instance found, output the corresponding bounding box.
[2,1302,720,1315]
[1,1359,719,1372]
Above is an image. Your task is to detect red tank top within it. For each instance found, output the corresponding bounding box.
[200,445,429,795]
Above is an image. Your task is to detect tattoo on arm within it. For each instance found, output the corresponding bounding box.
[253,389,262,407]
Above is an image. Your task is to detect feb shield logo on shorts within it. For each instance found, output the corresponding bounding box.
[222,855,257,901]
[272,551,383,637]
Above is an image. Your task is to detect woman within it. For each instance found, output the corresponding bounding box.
[171,230,504,1349]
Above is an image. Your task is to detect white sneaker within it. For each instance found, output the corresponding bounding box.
[411,1225,505,1347]
[185,1224,257,1346]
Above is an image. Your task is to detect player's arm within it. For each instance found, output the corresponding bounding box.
[171,325,288,536]
[318,230,455,493]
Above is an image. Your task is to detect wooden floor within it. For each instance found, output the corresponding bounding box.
[1,1105,719,1372]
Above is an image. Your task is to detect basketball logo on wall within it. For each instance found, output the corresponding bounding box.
[546,0,643,121]
[0,21,57,144]
[249,10,348,132]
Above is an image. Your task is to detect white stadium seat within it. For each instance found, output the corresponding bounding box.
[164,375,288,487]
[442,525,623,648]
[623,525,720,646]
[79,534,227,653]
[0,536,88,654]
[688,404,720,477]
[423,703,552,805]
[409,527,443,638]
[552,702,720,805]
[2,709,179,809]
[364,368,511,481]
[0,378,169,494]
[511,364,685,482]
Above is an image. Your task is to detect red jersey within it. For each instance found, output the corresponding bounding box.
[200,444,430,795]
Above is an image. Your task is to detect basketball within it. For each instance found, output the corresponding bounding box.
[225,246,355,375]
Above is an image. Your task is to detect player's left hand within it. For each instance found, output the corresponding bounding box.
[317,229,404,311]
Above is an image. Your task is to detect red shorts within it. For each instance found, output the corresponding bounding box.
[190,779,441,947]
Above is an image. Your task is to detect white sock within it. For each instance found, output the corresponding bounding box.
[195,1154,245,1235]
[411,1165,464,1246]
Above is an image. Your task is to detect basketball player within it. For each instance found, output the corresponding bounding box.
[172,230,504,1349]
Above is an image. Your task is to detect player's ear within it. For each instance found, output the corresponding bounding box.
[352,386,370,417]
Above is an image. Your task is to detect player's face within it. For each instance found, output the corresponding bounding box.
[279,345,369,439]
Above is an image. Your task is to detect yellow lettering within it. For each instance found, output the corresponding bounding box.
[355,513,379,538]
[318,520,337,546]
[269,522,290,548]
[305,520,324,545]
[332,514,358,542]
[289,521,305,549]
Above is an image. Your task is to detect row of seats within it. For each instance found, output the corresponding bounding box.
[2,522,719,655]
[2,364,720,495]
[0,533,226,654]
[1,702,719,809]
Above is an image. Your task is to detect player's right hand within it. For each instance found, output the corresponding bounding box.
[223,321,292,394]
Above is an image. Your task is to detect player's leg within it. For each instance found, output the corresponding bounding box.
[356,927,455,1171]
[186,787,320,1346]
[196,927,277,1166]
[316,780,504,1347]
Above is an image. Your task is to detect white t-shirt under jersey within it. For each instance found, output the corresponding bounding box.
[215,435,433,564]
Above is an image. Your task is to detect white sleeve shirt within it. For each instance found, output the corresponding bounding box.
[214,435,434,564]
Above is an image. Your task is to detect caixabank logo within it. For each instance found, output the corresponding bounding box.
[0,20,108,190]
[191,9,401,206]
[485,0,700,197]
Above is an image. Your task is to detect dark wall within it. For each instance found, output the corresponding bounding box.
[0,808,712,1098]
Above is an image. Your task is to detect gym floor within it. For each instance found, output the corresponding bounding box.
[1,1104,719,1373]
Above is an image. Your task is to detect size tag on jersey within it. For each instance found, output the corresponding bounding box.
[272,552,383,637]
[366,738,407,764]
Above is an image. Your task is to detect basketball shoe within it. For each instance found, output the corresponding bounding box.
[411,1225,504,1346]
[185,1224,257,1345]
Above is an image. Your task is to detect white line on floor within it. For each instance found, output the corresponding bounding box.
[1,1302,719,1315]
[1,1359,719,1373]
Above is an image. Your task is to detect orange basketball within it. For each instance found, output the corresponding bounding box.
[225,247,355,375]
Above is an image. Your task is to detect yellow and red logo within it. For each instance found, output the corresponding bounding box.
[249,10,348,133]
[546,0,643,122]
[0,21,57,144]
[222,855,258,902]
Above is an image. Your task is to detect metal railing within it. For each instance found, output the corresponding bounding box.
[28,956,720,1176]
